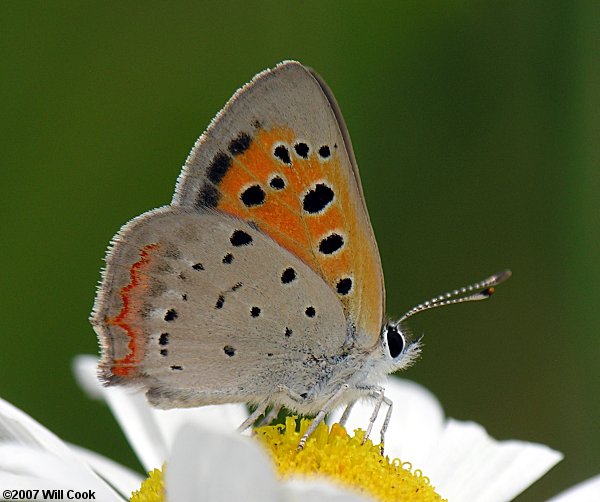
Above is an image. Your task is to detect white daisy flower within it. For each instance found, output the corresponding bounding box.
[0,396,365,502]
[1,385,598,502]
[0,394,138,501]
[73,355,367,501]
[1,354,594,501]
[328,379,563,502]
[71,354,568,501]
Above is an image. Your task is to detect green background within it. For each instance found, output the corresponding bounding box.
[1,2,598,500]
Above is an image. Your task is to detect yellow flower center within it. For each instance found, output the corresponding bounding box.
[130,467,164,502]
[130,418,445,502]
[256,417,445,502]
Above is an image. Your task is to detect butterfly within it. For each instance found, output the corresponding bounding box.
[91,61,509,448]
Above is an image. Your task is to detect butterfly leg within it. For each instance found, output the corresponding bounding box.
[275,384,308,403]
[241,385,309,433]
[338,401,356,427]
[363,386,386,442]
[353,385,392,453]
[379,395,393,451]
[297,384,350,450]
[237,398,270,433]
[256,405,282,427]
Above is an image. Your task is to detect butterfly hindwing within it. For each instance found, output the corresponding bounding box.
[92,206,348,405]
[175,61,384,346]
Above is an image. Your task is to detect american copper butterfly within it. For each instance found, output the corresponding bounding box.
[91,61,510,447]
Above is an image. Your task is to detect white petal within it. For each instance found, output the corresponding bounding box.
[0,444,123,501]
[166,423,280,502]
[75,356,170,469]
[0,396,129,500]
[475,440,562,502]
[547,474,600,501]
[379,378,445,465]
[73,354,168,471]
[100,387,168,471]
[281,478,372,502]
[151,403,248,447]
[0,397,75,460]
[68,443,143,498]
[72,355,105,401]
[73,355,248,467]
[422,419,562,502]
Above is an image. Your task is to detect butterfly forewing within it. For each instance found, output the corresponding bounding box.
[174,61,384,346]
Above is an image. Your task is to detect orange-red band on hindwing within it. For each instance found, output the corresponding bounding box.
[107,243,160,377]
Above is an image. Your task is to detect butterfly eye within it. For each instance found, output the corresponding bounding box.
[385,324,405,359]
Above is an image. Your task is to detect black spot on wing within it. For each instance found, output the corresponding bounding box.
[269,176,285,190]
[230,230,253,246]
[336,277,353,295]
[196,182,220,208]
[274,145,291,165]
[319,233,344,255]
[228,132,252,156]
[223,345,236,357]
[164,309,178,322]
[159,333,169,346]
[294,142,309,158]
[318,145,331,159]
[207,152,232,184]
[305,306,316,318]
[250,306,261,318]
[303,183,334,214]
[281,267,297,284]
[241,185,265,207]
[222,253,234,264]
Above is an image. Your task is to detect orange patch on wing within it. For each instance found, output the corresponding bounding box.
[218,127,312,262]
[107,243,159,377]
[216,125,383,337]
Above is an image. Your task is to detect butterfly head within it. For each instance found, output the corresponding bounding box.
[380,321,422,373]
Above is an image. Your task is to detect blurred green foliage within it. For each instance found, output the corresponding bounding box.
[1,2,598,500]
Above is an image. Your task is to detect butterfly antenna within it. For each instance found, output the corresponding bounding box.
[398,269,512,324]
